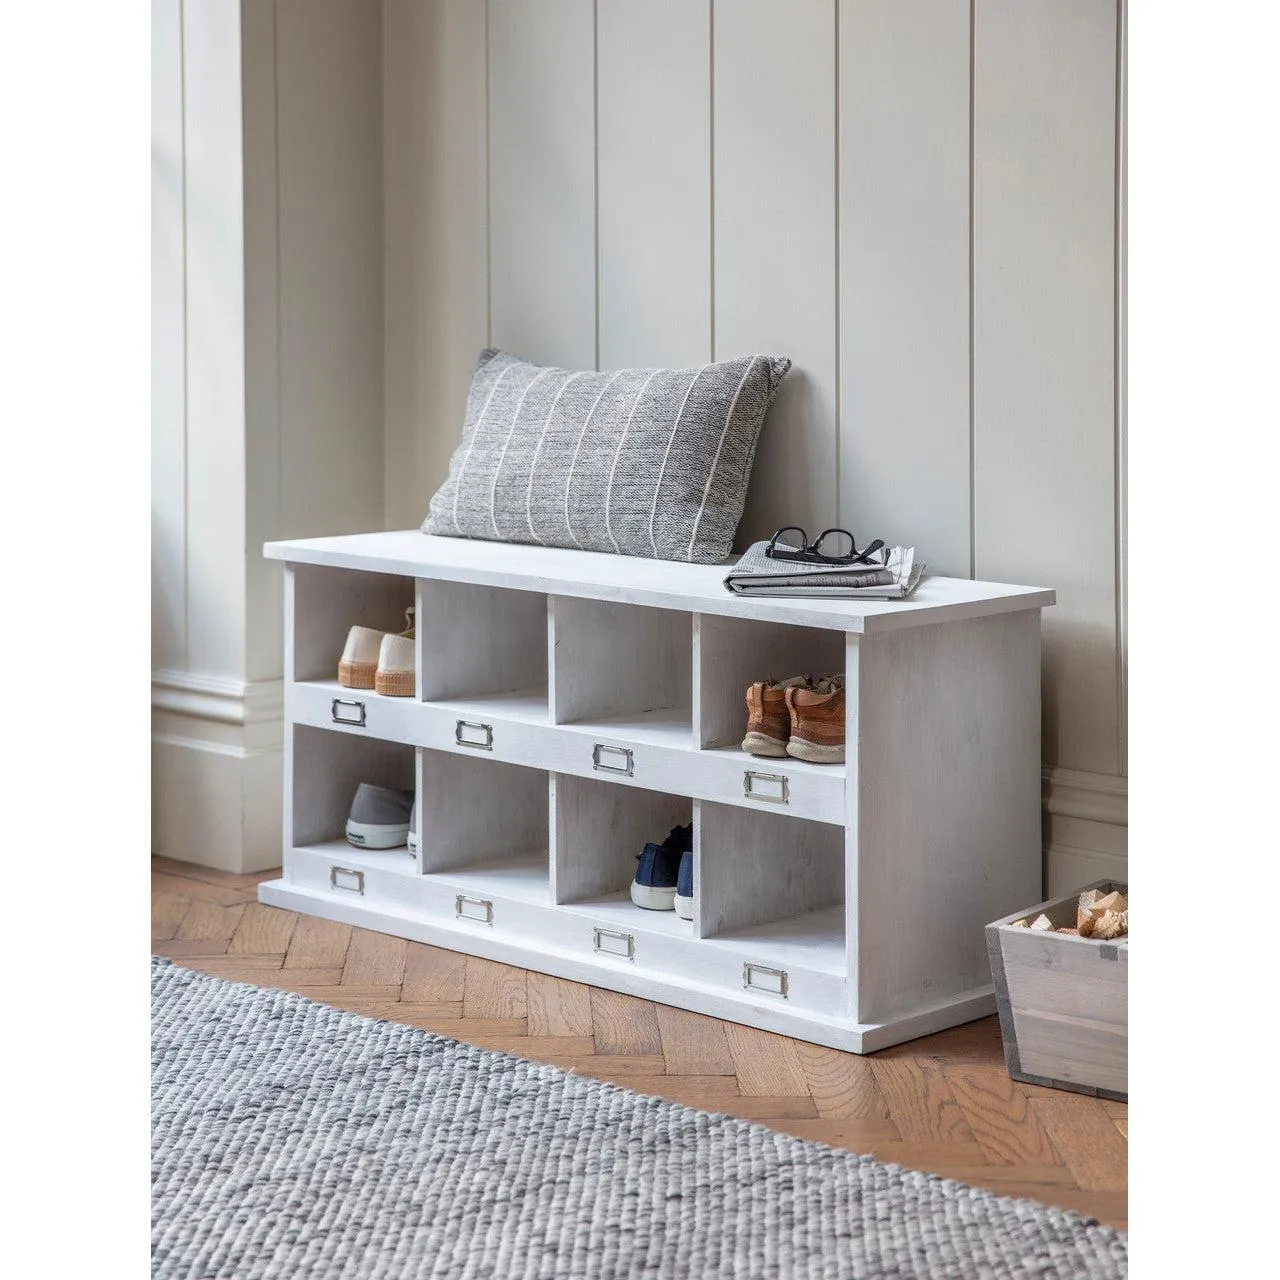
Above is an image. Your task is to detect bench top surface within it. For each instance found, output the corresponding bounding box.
[264,531,1054,634]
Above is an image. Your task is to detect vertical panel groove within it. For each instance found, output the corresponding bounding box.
[833,0,841,527]
[179,0,189,671]
[708,1,715,362]
[485,0,492,347]
[272,0,282,551]
[592,0,600,370]
[968,0,977,580]
[1113,0,1127,774]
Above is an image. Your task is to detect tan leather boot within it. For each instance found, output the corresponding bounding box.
[785,676,846,764]
[742,675,810,757]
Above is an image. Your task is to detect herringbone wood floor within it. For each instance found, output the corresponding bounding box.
[152,855,1127,1229]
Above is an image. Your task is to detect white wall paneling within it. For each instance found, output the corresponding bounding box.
[151,0,186,674]
[973,0,1121,776]
[838,0,973,577]
[597,0,712,370]
[153,0,384,872]
[714,0,839,548]
[155,0,1127,882]
[276,0,385,545]
[242,0,282,684]
[1114,0,1127,773]
[488,0,597,370]
[383,0,489,529]
[180,0,248,680]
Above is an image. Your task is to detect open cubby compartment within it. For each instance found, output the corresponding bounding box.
[694,613,846,752]
[417,579,549,722]
[289,563,415,686]
[697,800,847,977]
[551,771,693,933]
[550,596,693,746]
[289,723,417,872]
[417,748,550,905]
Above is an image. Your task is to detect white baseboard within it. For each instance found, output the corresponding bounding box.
[1041,765,1127,894]
[152,671,283,874]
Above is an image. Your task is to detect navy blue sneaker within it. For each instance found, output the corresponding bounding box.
[674,849,693,920]
[630,822,692,911]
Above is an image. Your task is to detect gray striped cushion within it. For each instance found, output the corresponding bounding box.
[422,349,791,564]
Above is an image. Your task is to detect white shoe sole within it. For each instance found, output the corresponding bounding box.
[741,731,789,758]
[674,893,693,920]
[630,880,677,911]
[785,738,845,764]
[346,819,410,850]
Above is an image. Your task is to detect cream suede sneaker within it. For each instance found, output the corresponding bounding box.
[338,626,384,689]
[374,608,416,697]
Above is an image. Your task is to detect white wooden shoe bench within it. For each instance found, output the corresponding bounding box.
[261,532,1054,1054]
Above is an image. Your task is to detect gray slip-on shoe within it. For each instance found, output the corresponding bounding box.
[346,782,414,850]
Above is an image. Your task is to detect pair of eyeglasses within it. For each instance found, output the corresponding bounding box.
[764,526,886,566]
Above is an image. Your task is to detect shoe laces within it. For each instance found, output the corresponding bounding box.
[809,674,844,694]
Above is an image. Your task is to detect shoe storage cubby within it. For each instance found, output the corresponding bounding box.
[697,801,846,975]
[418,749,549,904]
[264,532,1051,1052]
[550,596,692,746]
[417,580,549,721]
[695,614,846,751]
[551,772,691,910]
[290,724,416,871]
[290,564,415,687]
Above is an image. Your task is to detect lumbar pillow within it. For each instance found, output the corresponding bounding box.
[421,348,791,564]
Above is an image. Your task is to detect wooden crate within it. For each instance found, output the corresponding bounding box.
[985,879,1127,1101]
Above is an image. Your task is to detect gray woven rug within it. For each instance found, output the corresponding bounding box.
[152,958,1127,1280]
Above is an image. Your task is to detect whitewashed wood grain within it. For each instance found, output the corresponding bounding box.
[267,530,1054,634]
[151,0,186,674]
[418,749,549,874]
[713,0,838,547]
[418,580,548,702]
[488,0,596,369]
[181,0,247,678]
[263,874,865,1044]
[973,0,1121,776]
[383,0,489,528]
[597,0,711,369]
[276,0,385,541]
[839,0,972,576]
[551,772,691,904]
[290,680,425,749]
[698,800,844,940]
[852,611,1043,1023]
[550,596,692,724]
[285,679,846,824]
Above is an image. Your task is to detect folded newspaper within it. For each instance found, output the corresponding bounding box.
[724,542,926,599]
